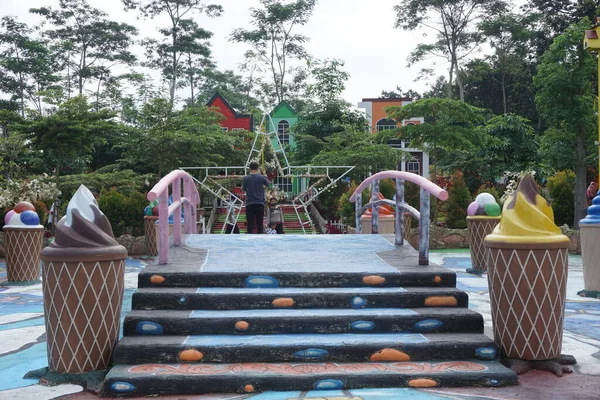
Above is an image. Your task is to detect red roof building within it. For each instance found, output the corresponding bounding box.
[206,92,254,132]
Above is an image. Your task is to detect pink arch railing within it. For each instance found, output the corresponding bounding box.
[349,171,449,265]
[148,170,200,264]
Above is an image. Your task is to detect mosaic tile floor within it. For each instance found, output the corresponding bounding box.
[0,250,599,400]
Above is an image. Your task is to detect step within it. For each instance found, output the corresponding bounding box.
[112,333,498,364]
[132,287,468,310]
[138,270,457,288]
[104,359,517,396]
[124,307,483,336]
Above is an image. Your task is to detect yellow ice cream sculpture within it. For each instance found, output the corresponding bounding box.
[486,175,569,245]
[484,175,571,362]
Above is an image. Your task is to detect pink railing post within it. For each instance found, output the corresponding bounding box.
[349,171,448,266]
[172,178,182,246]
[158,191,169,264]
[149,170,201,265]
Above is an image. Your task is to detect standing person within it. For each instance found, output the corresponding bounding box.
[266,197,285,234]
[242,162,270,234]
[587,181,598,206]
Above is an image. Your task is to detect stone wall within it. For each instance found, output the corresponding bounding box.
[115,234,147,256]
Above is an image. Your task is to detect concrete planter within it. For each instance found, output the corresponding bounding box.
[3,227,44,283]
[484,240,568,360]
[580,224,600,291]
[466,217,500,274]
[40,254,126,373]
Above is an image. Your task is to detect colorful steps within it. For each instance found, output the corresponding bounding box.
[104,360,517,396]
[131,287,467,310]
[113,333,498,364]
[211,204,314,234]
[124,307,483,335]
[103,237,517,396]
[137,270,457,288]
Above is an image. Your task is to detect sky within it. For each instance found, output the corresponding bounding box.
[4,0,439,107]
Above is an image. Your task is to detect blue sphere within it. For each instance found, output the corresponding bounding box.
[20,210,40,226]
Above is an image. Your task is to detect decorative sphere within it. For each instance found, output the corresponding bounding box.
[20,210,40,226]
[4,210,15,225]
[144,206,153,216]
[484,202,502,217]
[467,202,479,216]
[14,201,36,213]
[152,206,159,216]
[475,193,496,205]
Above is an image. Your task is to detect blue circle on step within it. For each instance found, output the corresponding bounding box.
[415,319,443,331]
[294,348,329,360]
[245,275,280,288]
[351,296,367,309]
[314,379,344,390]
[351,320,375,331]
[136,321,163,335]
[111,381,136,393]
[476,347,497,359]
[179,297,186,304]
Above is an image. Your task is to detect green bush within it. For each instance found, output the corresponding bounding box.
[446,172,471,229]
[379,179,396,199]
[98,188,148,237]
[57,170,155,202]
[547,170,575,227]
[338,183,370,227]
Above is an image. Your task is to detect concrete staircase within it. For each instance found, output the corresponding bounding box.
[103,239,517,397]
[211,205,314,234]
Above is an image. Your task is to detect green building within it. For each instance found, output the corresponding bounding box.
[269,101,298,151]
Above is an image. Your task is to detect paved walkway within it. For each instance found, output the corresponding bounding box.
[0,248,598,400]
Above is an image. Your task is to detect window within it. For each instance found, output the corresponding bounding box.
[221,127,228,132]
[278,120,290,144]
[407,160,420,175]
[376,118,397,132]
[276,176,293,194]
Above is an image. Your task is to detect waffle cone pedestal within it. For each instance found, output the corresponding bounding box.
[144,216,158,256]
[4,227,44,283]
[484,240,568,360]
[40,250,126,373]
[466,216,500,274]
[579,224,600,292]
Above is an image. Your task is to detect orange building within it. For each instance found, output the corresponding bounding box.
[357,97,429,177]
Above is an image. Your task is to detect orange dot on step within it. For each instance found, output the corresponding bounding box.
[179,349,204,362]
[272,298,294,308]
[408,378,438,388]
[362,275,386,285]
[370,348,410,361]
[433,276,442,283]
[243,384,255,393]
[424,296,458,307]
[235,321,249,331]
[150,275,165,284]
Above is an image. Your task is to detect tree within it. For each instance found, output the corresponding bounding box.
[0,17,61,116]
[123,0,223,105]
[534,19,596,228]
[23,96,118,186]
[31,0,138,98]
[394,0,507,101]
[231,0,317,106]
[446,171,470,229]
[387,98,489,222]
[307,58,349,104]
[380,85,422,100]
[120,98,248,175]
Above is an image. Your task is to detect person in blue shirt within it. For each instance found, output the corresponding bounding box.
[242,161,270,234]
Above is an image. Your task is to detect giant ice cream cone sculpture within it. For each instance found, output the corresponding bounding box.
[3,201,44,283]
[466,193,501,274]
[579,193,600,296]
[40,185,127,373]
[484,175,569,360]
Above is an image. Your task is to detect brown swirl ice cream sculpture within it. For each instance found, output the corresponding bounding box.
[484,175,575,375]
[41,185,127,373]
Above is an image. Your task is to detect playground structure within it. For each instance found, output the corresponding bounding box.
[181,113,354,234]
